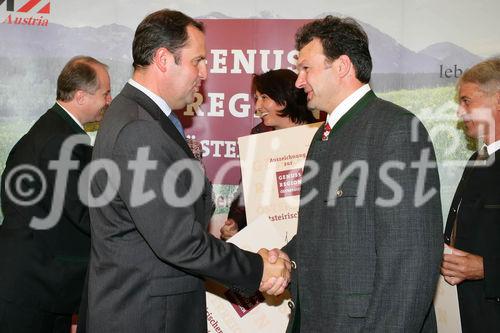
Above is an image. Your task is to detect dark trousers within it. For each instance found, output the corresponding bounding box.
[0,298,71,333]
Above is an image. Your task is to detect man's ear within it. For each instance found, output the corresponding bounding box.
[337,54,352,79]
[74,90,86,105]
[153,47,174,72]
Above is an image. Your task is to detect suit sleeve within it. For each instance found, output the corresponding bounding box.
[39,134,91,235]
[363,115,443,332]
[112,120,263,291]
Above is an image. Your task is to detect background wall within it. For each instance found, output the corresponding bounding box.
[1,0,499,224]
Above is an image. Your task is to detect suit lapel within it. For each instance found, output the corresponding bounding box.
[121,83,194,159]
[444,151,495,239]
[330,90,376,137]
[47,103,93,169]
[51,103,92,155]
[313,90,377,144]
[309,90,377,158]
[52,103,88,134]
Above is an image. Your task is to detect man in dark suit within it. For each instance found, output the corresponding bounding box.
[87,9,290,333]
[441,57,500,332]
[281,16,443,332]
[0,56,111,333]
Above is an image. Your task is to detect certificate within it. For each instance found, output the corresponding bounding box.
[237,122,322,243]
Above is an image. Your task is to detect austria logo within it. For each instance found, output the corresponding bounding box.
[1,0,50,27]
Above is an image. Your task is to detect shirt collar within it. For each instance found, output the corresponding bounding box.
[56,102,84,130]
[484,140,500,155]
[326,84,371,129]
[128,79,172,117]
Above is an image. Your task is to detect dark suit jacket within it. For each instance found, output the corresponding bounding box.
[0,103,91,314]
[283,91,443,332]
[444,150,500,332]
[87,83,263,333]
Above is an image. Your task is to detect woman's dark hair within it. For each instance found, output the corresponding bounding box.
[252,69,316,124]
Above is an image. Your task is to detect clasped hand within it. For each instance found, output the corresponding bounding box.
[257,248,291,296]
[220,218,239,241]
[440,245,484,285]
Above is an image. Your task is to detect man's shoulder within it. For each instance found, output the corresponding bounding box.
[94,92,160,154]
[20,109,72,143]
[362,96,420,130]
[367,97,413,118]
[100,93,154,133]
[4,109,79,167]
[108,83,147,112]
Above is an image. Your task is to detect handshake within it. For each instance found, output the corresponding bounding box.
[257,248,292,296]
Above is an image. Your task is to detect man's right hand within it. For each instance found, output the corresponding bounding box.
[257,248,291,296]
[220,218,239,241]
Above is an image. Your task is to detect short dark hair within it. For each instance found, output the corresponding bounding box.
[56,56,108,102]
[132,9,204,69]
[252,69,316,125]
[295,16,372,83]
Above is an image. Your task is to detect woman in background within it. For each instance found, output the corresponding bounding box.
[220,68,316,240]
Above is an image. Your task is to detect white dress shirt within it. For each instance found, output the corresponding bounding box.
[128,78,172,118]
[485,140,500,156]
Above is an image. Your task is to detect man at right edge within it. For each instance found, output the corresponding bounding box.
[441,57,500,332]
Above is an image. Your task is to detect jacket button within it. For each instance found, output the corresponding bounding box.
[288,301,295,310]
[291,260,297,270]
[336,189,343,197]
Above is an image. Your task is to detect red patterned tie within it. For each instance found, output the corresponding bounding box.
[322,122,332,141]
